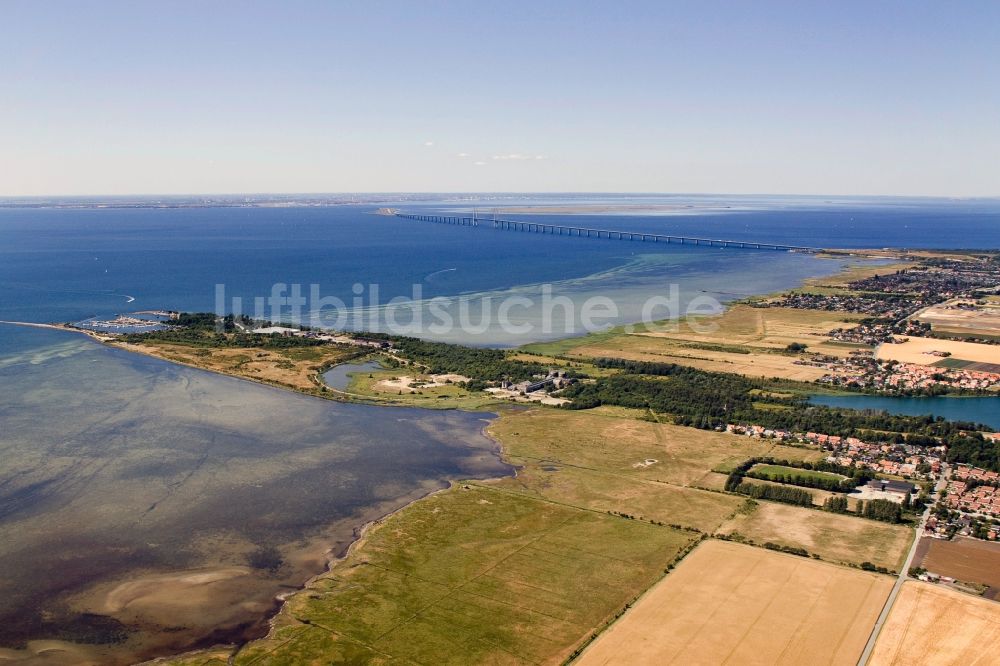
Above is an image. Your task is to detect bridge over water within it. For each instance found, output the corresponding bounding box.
[395,212,823,253]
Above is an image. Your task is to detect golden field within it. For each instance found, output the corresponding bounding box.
[523,304,867,381]
[876,336,1000,365]
[716,501,913,570]
[577,539,892,666]
[869,582,1000,665]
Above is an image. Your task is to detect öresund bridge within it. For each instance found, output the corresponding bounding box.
[394,212,823,253]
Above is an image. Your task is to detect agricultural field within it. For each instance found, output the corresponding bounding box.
[869,581,1000,665]
[521,304,866,381]
[917,298,1000,338]
[716,501,913,570]
[916,536,1000,594]
[576,539,891,666]
[876,336,1000,366]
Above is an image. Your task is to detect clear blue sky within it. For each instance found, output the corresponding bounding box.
[2,1,998,196]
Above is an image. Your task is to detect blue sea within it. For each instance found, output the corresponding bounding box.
[3,196,997,345]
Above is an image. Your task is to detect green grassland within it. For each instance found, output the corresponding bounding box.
[244,487,696,665]
[749,464,846,484]
[162,405,914,666]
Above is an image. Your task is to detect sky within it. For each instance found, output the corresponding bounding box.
[2,0,998,197]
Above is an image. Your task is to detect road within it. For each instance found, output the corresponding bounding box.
[856,465,950,665]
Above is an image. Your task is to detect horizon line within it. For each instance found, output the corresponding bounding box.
[2,191,999,201]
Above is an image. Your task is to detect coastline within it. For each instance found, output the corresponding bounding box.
[0,252,889,664]
[144,412,517,665]
[0,243,884,407]
[146,484,464,665]
[0,323,513,665]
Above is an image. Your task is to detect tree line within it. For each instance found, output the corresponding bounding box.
[746,468,854,492]
[373,335,549,382]
[732,482,814,507]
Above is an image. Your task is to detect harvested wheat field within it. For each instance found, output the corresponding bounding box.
[576,539,891,666]
[876,336,1000,366]
[869,581,1000,665]
[527,304,865,381]
[716,501,913,570]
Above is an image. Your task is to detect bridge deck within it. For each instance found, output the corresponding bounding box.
[395,213,822,252]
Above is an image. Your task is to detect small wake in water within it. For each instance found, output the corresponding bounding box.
[424,268,457,282]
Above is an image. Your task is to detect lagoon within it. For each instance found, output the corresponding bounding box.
[322,359,382,391]
[810,394,1000,430]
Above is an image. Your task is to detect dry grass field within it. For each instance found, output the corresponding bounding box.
[918,299,1000,337]
[576,540,892,666]
[876,336,1000,366]
[114,340,357,392]
[491,463,744,533]
[489,408,825,489]
[119,341,503,410]
[524,304,866,380]
[918,536,1000,590]
[216,484,697,665]
[869,582,1000,665]
[716,501,913,570]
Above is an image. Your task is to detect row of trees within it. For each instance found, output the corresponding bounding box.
[380,336,548,382]
[732,482,814,507]
[858,499,904,524]
[725,459,817,507]
[123,327,326,350]
[580,359,988,436]
[741,457,874,492]
[121,312,328,350]
[824,496,849,513]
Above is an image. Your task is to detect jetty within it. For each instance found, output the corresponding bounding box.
[394,212,823,253]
